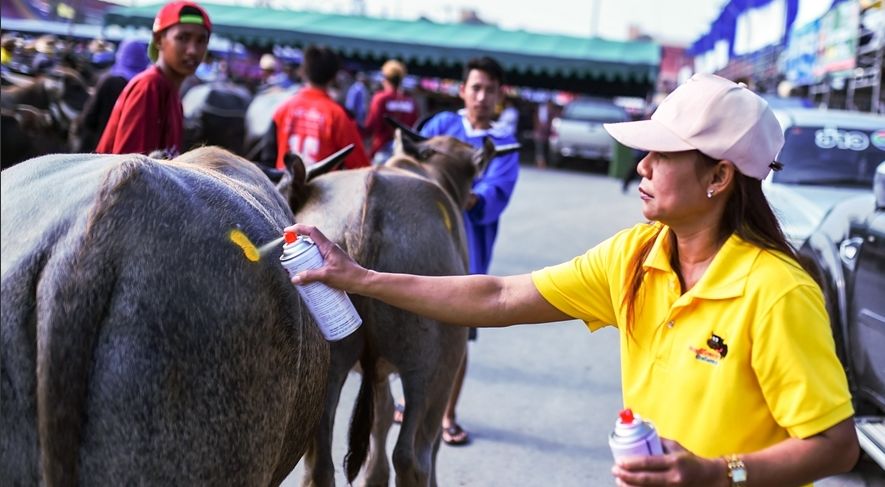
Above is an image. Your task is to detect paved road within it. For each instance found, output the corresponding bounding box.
[284,164,884,486]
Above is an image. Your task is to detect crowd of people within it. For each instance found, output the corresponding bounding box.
[2,0,864,484]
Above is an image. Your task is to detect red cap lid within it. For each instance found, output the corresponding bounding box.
[284,230,297,244]
[619,408,635,424]
[147,1,212,63]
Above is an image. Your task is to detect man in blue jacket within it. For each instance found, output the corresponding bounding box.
[419,56,520,445]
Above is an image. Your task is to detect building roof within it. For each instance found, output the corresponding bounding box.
[103,2,660,96]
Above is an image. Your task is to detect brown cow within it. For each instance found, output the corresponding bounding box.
[1,147,328,485]
[286,129,518,486]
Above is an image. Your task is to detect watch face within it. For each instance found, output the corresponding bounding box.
[732,468,747,483]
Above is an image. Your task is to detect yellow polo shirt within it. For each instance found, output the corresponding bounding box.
[532,222,853,459]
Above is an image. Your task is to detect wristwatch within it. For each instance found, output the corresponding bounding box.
[725,454,747,487]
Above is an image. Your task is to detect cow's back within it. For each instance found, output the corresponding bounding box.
[1,152,328,485]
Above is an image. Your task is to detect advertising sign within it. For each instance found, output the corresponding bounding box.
[815,0,860,77]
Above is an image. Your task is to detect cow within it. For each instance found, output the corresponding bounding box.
[1,67,90,167]
[182,81,254,156]
[1,146,329,485]
[1,105,69,169]
[243,85,299,161]
[285,126,518,486]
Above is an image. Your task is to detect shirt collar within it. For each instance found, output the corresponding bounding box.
[300,86,330,99]
[458,108,510,138]
[643,225,760,300]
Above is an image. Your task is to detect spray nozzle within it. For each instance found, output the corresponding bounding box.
[284,230,297,244]
[619,408,635,424]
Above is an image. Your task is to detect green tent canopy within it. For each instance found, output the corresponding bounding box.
[104,3,660,96]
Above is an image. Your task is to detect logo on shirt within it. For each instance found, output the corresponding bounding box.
[688,333,728,366]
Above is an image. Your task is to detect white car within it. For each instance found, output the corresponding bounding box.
[547,97,629,168]
[763,108,885,249]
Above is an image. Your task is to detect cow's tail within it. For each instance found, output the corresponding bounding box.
[344,343,375,483]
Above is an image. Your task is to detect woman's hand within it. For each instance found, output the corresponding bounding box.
[285,223,370,293]
[611,439,727,487]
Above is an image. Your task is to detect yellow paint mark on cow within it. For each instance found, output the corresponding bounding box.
[229,229,260,262]
[435,201,452,234]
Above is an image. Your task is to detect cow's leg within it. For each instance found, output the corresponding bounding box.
[363,373,394,487]
[391,374,434,487]
[414,369,451,487]
[301,341,359,487]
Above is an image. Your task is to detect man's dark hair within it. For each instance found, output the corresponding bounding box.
[463,56,505,85]
[301,45,339,86]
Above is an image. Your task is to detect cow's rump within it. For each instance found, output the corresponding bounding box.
[1,150,328,485]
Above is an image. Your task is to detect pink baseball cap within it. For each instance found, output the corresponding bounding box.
[604,73,784,180]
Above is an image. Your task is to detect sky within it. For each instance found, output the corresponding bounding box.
[122,0,729,46]
[357,0,729,45]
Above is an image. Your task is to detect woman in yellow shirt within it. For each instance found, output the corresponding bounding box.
[286,73,859,487]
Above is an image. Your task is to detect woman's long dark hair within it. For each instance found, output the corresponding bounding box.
[622,151,806,337]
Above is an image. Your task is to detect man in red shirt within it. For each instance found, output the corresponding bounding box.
[363,59,419,162]
[96,1,211,156]
[261,45,369,171]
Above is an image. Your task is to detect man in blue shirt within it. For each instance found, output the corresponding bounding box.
[419,56,520,445]
[345,71,369,129]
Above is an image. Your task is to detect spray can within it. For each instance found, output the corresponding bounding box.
[609,408,663,460]
[279,231,362,341]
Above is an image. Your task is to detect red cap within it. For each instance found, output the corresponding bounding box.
[284,231,297,244]
[147,1,212,62]
[619,408,635,424]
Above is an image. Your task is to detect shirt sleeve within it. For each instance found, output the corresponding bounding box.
[109,78,161,155]
[751,283,854,439]
[338,114,370,169]
[363,93,384,135]
[404,96,419,127]
[467,149,519,226]
[531,231,625,330]
[419,113,445,137]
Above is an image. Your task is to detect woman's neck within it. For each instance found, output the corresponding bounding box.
[670,227,725,293]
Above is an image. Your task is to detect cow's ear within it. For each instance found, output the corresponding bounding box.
[386,116,427,142]
[283,152,305,186]
[397,128,423,159]
[473,136,497,173]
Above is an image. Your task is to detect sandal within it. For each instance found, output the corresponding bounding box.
[442,423,470,446]
[393,402,404,424]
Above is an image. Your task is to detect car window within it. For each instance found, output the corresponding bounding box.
[772,126,885,187]
[562,101,628,122]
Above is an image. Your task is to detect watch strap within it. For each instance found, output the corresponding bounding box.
[725,454,747,487]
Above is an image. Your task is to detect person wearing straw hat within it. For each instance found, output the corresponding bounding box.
[284,73,859,485]
[97,1,211,156]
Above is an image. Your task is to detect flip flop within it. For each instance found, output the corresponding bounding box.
[442,423,470,446]
[393,402,404,424]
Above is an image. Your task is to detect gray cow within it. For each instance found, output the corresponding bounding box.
[286,130,517,486]
[1,147,328,485]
